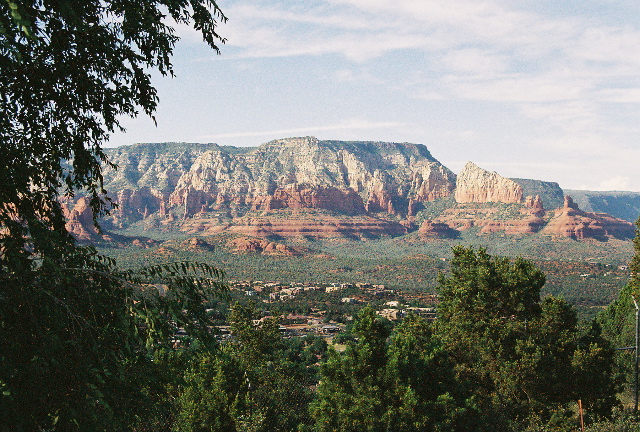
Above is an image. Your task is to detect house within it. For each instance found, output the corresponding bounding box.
[377,308,405,320]
[321,325,342,334]
[406,307,437,321]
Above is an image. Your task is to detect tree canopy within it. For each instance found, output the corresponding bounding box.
[435,246,618,429]
[312,307,463,432]
[0,1,227,430]
[0,0,226,261]
[598,218,640,406]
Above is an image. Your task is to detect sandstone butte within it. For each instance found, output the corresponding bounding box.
[62,137,635,243]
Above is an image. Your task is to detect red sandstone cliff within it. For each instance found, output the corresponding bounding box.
[108,137,457,221]
[540,196,635,240]
[64,197,100,241]
[227,236,299,256]
[66,139,636,243]
[418,220,459,238]
[454,162,523,204]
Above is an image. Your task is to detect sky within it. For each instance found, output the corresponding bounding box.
[107,0,640,192]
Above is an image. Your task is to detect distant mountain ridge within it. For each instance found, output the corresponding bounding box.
[565,190,640,223]
[65,137,635,242]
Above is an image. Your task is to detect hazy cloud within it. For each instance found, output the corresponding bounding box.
[160,0,640,190]
[199,119,407,140]
[597,176,632,191]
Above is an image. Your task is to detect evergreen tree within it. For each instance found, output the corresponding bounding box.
[175,304,317,432]
[385,314,469,432]
[312,307,391,432]
[435,246,619,430]
[312,307,463,432]
[598,217,640,407]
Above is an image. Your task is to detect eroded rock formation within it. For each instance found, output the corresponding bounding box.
[59,139,636,243]
[227,213,410,239]
[418,220,459,238]
[541,196,635,240]
[455,162,523,204]
[64,197,100,241]
[227,237,299,256]
[106,137,456,223]
[63,196,157,246]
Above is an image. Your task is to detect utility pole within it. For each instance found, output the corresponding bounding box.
[634,295,639,412]
[578,399,584,432]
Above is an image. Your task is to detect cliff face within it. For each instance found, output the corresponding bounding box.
[104,142,217,193]
[104,143,219,226]
[541,196,635,240]
[227,237,299,256]
[77,139,636,242]
[454,162,523,204]
[63,196,157,247]
[430,196,547,236]
[512,178,564,210]
[105,137,456,222]
[64,197,100,241]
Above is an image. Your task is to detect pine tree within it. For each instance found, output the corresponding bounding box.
[435,246,618,429]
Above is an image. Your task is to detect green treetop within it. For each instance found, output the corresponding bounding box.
[0,0,225,263]
[435,246,618,430]
[0,1,228,430]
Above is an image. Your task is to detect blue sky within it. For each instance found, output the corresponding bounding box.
[107,0,640,192]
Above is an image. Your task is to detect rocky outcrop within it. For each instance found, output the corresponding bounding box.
[63,196,158,246]
[228,212,410,239]
[455,162,523,204]
[64,197,100,241]
[181,237,214,251]
[540,196,635,240]
[418,220,459,238]
[512,178,564,210]
[66,139,634,243]
[111,187,165,226]
[430,193,547,235]
[433,214,546,235]
[422,193,633,239]
[227,237,299,256]
[475,217,546,235]
[106,137,456,222]
[524,195,545,217]
[256,184,366,215]
[525,195,544,210]
[103,142,218,193]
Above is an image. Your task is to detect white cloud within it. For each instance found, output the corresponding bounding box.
[199,119,407,140]
[227,4,383,31]
[333,69,385,84]
[569,26,640,67]
[598,88,640,103]
[167,0,640,190]
[441,49,508,75]
[519,101,599,133]
[597,176,631,191]
[445,73,591,103]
